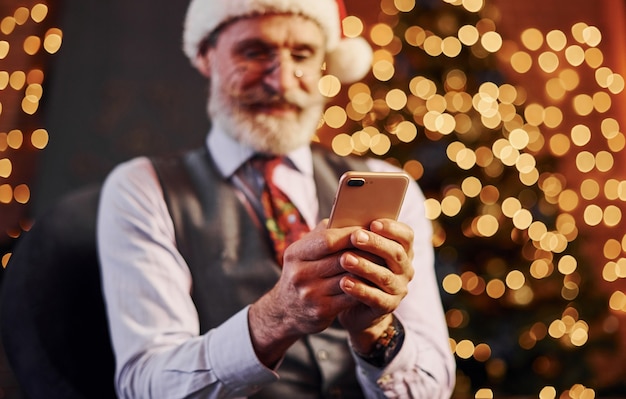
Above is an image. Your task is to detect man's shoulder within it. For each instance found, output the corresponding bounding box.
[310,143,403,173]
[310,143,370,170]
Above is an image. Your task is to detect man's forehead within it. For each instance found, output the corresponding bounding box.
[216,13,326,44]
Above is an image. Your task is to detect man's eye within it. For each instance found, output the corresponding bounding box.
[243,48,273,61]
[292,51,313,62]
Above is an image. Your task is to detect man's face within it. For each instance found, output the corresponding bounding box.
[198,14,327,155]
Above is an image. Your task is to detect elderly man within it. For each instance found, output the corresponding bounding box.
[97,0,456,397]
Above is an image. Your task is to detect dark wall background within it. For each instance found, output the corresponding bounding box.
[33,0,209,216]
[2,2,210,397]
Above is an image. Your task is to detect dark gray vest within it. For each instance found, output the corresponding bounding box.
[152,146,369,399]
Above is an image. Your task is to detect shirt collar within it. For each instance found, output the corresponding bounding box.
[206,126,313,178]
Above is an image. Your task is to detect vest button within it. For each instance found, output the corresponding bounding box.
[316,349,329,361]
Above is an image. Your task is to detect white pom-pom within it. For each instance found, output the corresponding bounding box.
[325,36,373,84]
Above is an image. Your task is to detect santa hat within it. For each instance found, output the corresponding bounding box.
[182,0,373,84]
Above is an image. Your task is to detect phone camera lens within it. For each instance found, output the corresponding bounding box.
[347,178,365,187]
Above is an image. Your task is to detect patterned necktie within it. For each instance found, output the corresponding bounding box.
[258,156,310,266]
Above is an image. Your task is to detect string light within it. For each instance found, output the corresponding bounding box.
[320,1,624,397]
[1,3,58,261]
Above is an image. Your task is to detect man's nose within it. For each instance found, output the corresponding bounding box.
[263,56,301,92]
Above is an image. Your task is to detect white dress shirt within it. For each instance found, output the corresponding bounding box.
[97,126,456,398]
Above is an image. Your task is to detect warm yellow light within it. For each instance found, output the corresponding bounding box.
[456,339,475,359]
[521,28,543,50]
[44,28,63,54]
[351,92,373,114]
[442,36,463,57]
[486,279,506,299]
[410,76,437,99]
[573,94,594,116]
[23,35,41,55]
[318,75,341,98]
[31,128,49,149]
[582,25,602,47]
[423,35,443,56]
[1,17,16,35]
[323,106,347,129]
[443,274,463,294]
[528,221,548,242]
[548,134,570,157]
[481,31,502,53]
[565,45,585,66]
[0,41,9,59]
[585,47,603,69]
[386,89,408,110]
[0,184,12,203]
[559,68,580,91]
[331,133,353,156]
[7,130,23,149]
[571,124,591,146]
[538,51,559,73]
[476,214,499,237]
[446,70,467,93]
[424,198,442,220]
[583,204,603,226]
[372,59,394,81]
[441,194,463,217]
[405,26,426,47]
[475,388,494,399]
[506,270,525,290]
[462,0,483,12]
[603,205,622,227]
[558,190,579,212]
[593,91,611,113]
[371,23,394,47]
[370,133,391,155]
[511,51,532,73]
[546,30,567,51]
[389,121,415,143]
[342,16,363,38]
[458,25,479,46]
[393,0,416,12]
[31,3,49,23]
[608,74,625,94]
[595,151,614,172]
[13,184,30,204]
[14,7,30,25]
[571,22,589,44]
[576,151,595,173]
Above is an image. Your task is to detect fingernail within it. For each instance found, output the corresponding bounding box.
[371,220,383,232]
[345,253,358,266]
[356,230,369,244]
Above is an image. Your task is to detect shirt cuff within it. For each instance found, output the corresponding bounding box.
[352,319,419,392]
[207,306,279,396]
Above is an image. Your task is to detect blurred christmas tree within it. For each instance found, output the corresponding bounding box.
[322,0,625,397]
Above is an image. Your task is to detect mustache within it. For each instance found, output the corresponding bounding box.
[234,84,314,110]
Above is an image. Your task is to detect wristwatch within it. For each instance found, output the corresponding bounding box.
[355,316,405,368]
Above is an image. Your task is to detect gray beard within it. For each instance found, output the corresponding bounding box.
[207,74,326,156]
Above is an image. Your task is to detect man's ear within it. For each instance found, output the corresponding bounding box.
[194,51,212,78]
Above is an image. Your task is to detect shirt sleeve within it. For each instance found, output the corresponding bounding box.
[354,158,456,399]
[97,157,277,399]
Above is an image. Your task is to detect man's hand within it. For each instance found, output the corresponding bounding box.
[248,222,360,366]
[248,218,414,366]
[337,219,415,354]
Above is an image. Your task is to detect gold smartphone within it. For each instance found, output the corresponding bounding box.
[327,171,410,229]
